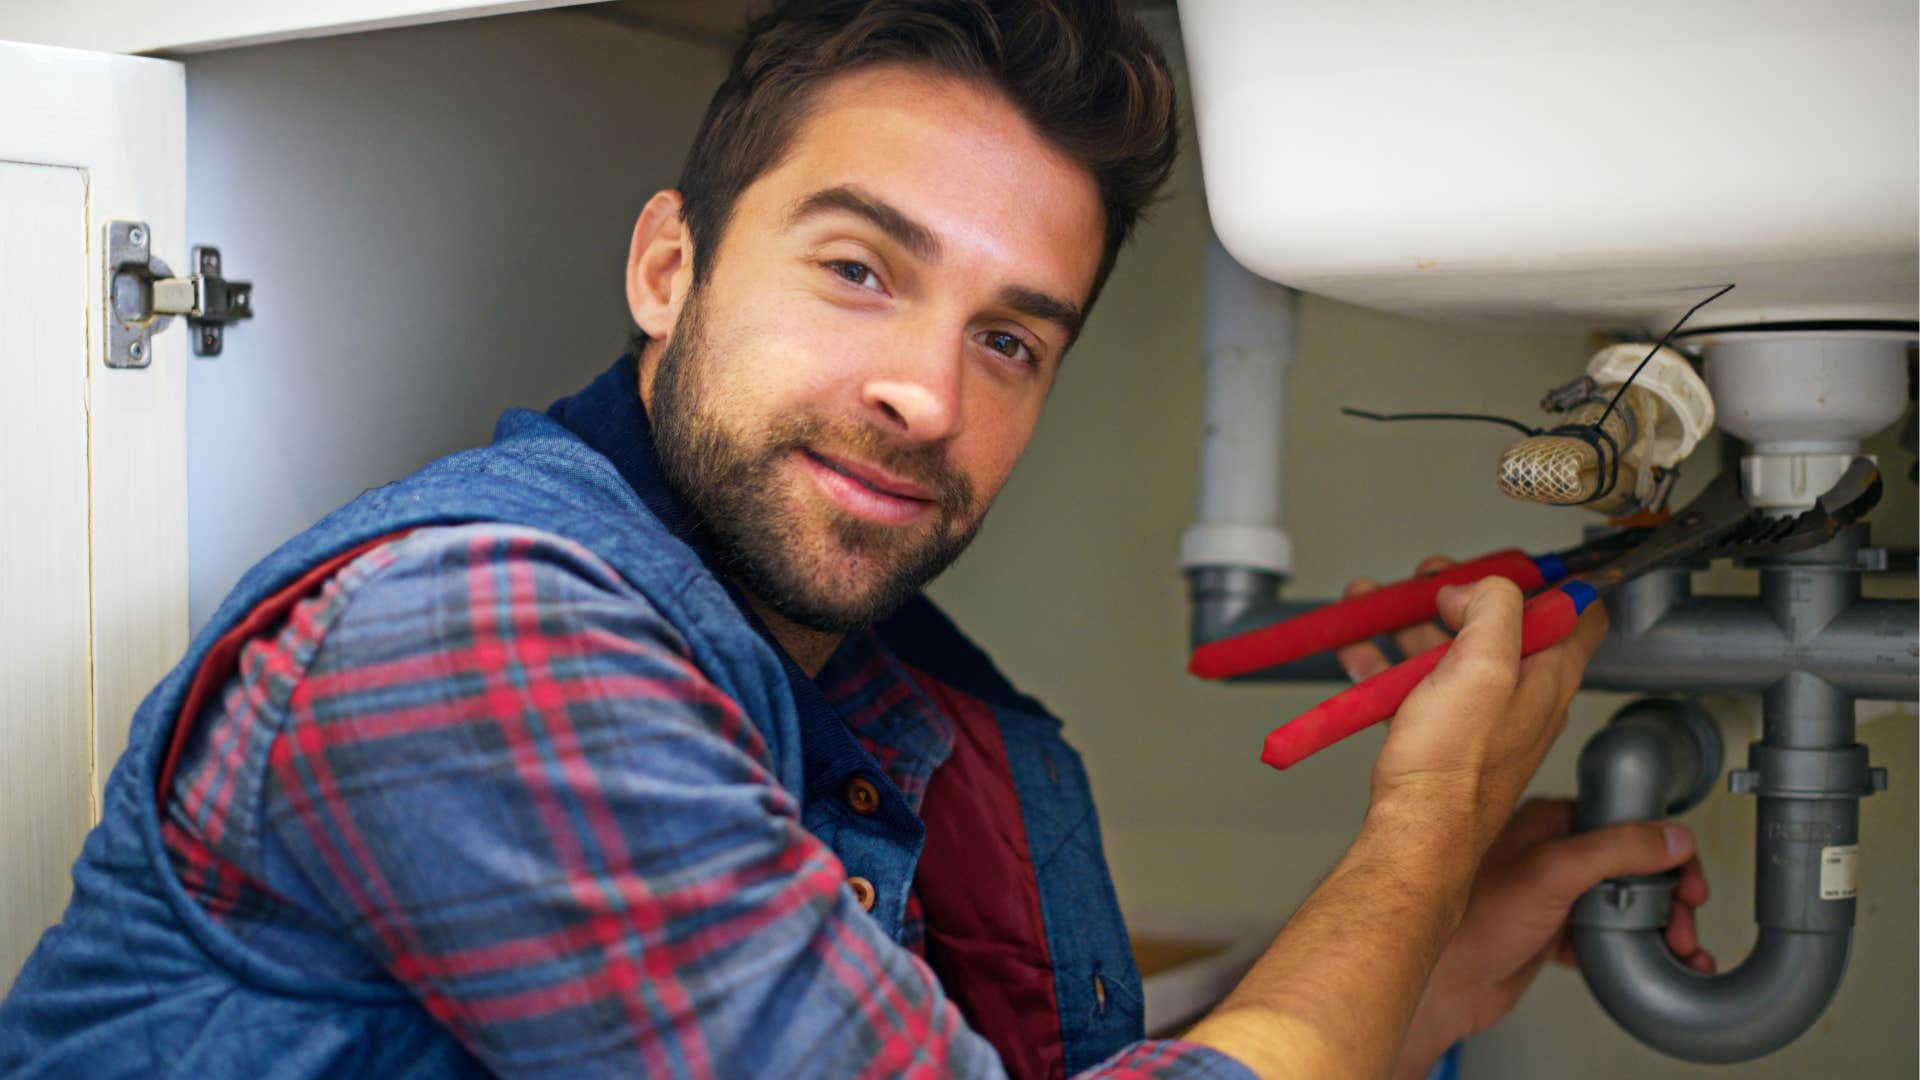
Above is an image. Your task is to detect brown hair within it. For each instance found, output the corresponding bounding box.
[661,0,1178,327]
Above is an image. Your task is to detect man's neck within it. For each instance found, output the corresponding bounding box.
[738,588,844,677]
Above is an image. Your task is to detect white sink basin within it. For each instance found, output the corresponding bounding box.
[1179,1,1918,330]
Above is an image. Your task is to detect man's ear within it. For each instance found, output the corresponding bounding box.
[627,190,695,342]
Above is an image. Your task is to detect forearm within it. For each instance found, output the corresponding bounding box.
[1183,793,1481,1079]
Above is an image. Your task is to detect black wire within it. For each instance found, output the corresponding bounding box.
[1339,408,1539,436]
[1547,420,1622,500]
[1342,284,1735,507]
[1596,283,1736,429]
[1342,405,1622,501]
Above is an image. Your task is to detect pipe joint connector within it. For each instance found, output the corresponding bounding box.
[1728,743,1888,801]
[1570,875,1677,931]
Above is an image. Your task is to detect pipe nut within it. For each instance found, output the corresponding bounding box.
[1571,876,1676,931]
[1735,743,1880,800]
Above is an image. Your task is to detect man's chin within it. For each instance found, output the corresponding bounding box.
[754,582,912,635]
[762,550,923,631]
[717,495,977,633]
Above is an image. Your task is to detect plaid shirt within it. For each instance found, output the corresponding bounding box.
[162,523,1250,1078]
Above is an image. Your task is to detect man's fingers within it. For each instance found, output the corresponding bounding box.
[1546,598,1611,705]
[1390,622,1452,657]
[1664,900,1717,972]
[1676,855,1710,908]
[1432,578,1523,687]
[1523,820,1695,908]
[1554,938,1578,967]
[1509,651,1572,736]
[1415,555,1455,578]
[1665,901,1700,957]
[1434,584,1469,632]
[1336,641,1391,682]
[1504,595,1612,738]
[1486,798,1574,866]
[1334,577,1390,681]
[1566,598,1611,663]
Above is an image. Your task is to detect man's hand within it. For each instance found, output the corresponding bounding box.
[1337,557,1610,857]
[1333,558,1712,1077]
[1184,556,1615,1079]
[1392,798,1714,1078]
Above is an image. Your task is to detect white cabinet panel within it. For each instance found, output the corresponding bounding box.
[0,0,597,54]
[0,161,92,991]
[0,40,186,991]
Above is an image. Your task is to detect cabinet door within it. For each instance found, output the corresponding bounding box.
[0,0,596,54]
[0,40,186,991]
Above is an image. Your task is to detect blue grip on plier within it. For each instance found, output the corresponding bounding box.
[1559,579,1600,614]
[1531,552,1568,584]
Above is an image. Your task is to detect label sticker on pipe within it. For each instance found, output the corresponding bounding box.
[1820,844,1859,900]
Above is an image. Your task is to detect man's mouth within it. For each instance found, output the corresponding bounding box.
[804,449,934,500]
[799,448,937,525]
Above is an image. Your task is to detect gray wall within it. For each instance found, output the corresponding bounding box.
[183,7,1917,1076]
[184,8,729,628]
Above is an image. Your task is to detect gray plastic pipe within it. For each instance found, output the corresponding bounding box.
[1189,536,1918,704]
[1181,237,1298,640]
[1569,533,1886,1063]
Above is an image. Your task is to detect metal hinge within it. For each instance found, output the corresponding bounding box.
[104,220,253,368]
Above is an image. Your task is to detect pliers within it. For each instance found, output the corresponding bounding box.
[1188,530,1645,680]
[1188,460,1885,771]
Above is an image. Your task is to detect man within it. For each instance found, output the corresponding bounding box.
[0,2,1713,1077]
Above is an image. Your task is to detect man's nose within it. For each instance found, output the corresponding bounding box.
[859,331,965,443]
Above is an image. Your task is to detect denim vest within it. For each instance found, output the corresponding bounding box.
[1,357,1143,1078]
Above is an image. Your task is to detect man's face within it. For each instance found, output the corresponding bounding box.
[644,65,1106,631]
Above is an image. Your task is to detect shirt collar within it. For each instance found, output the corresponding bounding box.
[545,352,704,548]
[817,630,957,813]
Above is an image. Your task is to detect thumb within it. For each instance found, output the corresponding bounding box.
[1426,578,1522,695]
[1526,820,1695,908]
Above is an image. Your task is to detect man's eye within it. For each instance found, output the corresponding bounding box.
[982,330,1036,366]
[826,260,882,291]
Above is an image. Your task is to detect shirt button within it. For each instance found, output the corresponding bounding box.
[847,876,876,911]
[845,776,881,815]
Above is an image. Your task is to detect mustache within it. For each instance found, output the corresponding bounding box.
[767,414,975,516]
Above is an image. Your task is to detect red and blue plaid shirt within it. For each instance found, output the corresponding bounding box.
[161,523,1249,1078]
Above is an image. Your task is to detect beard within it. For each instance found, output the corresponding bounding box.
[648,292,984,633]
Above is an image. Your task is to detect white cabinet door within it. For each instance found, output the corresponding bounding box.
[0,40,186,991]
[0,0,596,54]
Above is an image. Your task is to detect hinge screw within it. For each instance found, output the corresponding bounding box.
[127,226,146,247]
[127,340,145,362]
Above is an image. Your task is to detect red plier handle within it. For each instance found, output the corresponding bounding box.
[1259,581,1600,769]
[1187,548,1568,680]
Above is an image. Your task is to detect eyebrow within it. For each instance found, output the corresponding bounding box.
[786,184,942,262]
[785,184,1087,345]
[998,285,1083,343]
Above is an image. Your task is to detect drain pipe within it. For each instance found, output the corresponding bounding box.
[1570,529,1887,1063]
[1181,236,1298,645]
[1578,563,1915,698]
[1179,310,1917,1057]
